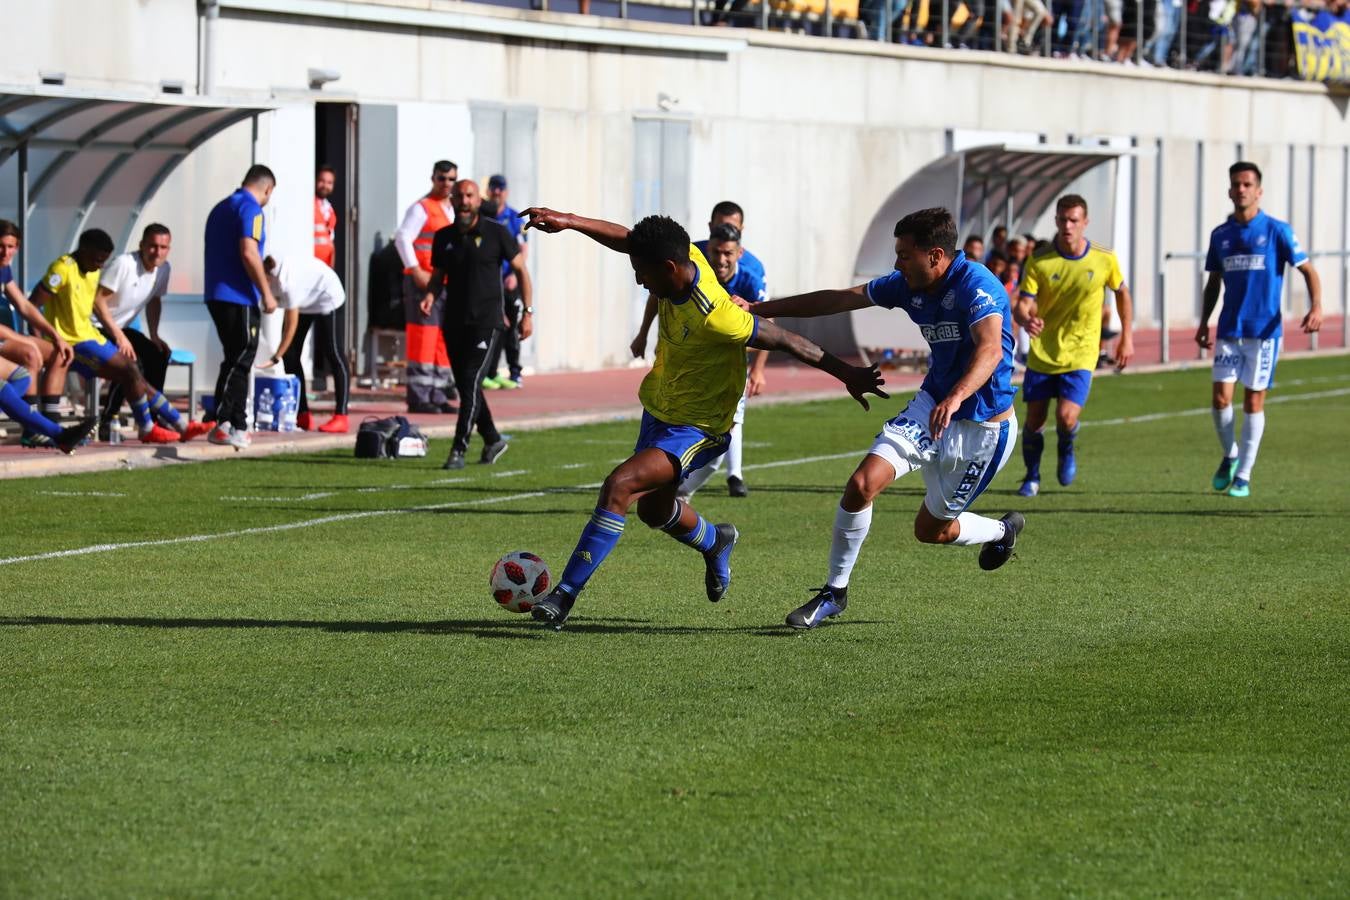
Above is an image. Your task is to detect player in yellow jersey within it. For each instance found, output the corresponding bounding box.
[519,208,887,631]
[1011,195,1135,496]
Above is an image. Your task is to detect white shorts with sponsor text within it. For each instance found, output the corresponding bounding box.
[1212,336,1281,391]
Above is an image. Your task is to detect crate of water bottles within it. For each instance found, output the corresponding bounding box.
[252,374,301,432]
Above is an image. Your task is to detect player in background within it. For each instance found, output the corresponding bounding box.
[1197,161,1321,498]
[1011,195,1135,497]
[520,207,886,631]
[635,222,768,498]
[481,174,529,390]
[261,254,351,433]
[31,230,200,444]
[748,207,1023,631]
[693,200,767,287]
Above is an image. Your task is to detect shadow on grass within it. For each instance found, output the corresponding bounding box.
[0,615,884,639]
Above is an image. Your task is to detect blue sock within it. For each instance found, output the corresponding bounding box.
[558,508,626,596]
[1057,424,1079,455]
[1023,428,1044,481]
[132,398,153,433]
[661,502,718,553]
[0,380,62,439]
[149,391,182,429]
[8,366,31,397]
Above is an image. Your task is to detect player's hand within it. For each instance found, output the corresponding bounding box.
[1114,335,1134,371]
[747,369,766,397]
[255,354,280,370]
[730,294,752,311]
[844,364,888,412]
[151,335,170,355]
[630,333,647,359]
[518,312,533,340]
[419,293,436,318]
[1302,305,1322,334]
[1195,323,1211,349]
[1025,316,1045,338]
[504,273,519,292]
[114,333,136,360]
[261,291,278,315]
[54,339,74,367]
[410,268,432,291]
[521,207,571,234]
[929,394,962,439]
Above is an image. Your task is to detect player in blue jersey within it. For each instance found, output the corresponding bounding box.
[519,207,886,631]
[1197,162,1321,499]
[749,207,1024,630]
[692,200,767,288]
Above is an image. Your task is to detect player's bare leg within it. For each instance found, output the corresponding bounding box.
[1210,381,1240,491]
[0,350,95,453]
[96,353,188,443]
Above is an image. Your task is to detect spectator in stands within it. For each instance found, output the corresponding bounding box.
[1227,0,1264,74]
[963,234,986,262]
[1006,235,1029,273]
[34,229,202,445]
[262,255,350,433]
[1068,0,1103,57]
[482,174,529,390]
[1007,0,1054,50]
[987,249,1011,284]
[314,165,337,268]
[203,165,278,450]
[1145,0,1183,65]
[94,223,175,441]
[1103,0,1125,57]
[1191,0,1237,71]
[395,160,458,414]
[986,225,1009,262]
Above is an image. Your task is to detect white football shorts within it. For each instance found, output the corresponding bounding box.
[867,390,1018,521]
[1212,336,1281,391]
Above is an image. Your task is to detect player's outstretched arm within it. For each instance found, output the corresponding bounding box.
[747,318,888,411]
[520,207,629,254]
[751,284,871,320]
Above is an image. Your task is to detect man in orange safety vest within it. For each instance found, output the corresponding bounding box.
[393,160,458,413]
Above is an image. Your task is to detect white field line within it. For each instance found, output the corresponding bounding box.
[4,386,1344,569]
[491,469,528,478]
[37,490,127,498]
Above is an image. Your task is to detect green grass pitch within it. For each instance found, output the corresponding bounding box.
[1,356,1347,896]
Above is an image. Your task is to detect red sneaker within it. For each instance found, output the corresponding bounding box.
[316,414,350,434]
[140,424,181,444]
[296,411,316,431]
[179,421,214,442]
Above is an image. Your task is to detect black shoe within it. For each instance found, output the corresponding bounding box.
[407,401,439,414]
[703,523,739,602]
[442,450,466,470]
[56,417,97,455]
[480,439,509,465]
[97,421,111,443]
[437,402,459,414]
[978,512,1025,571]
[727,475,748,498]
[531,589,576,631]
[786,585,848,630]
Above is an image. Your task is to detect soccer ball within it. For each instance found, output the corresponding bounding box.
[490,551,552,613]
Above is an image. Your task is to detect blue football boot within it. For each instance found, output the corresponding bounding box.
[1227,477,1250,498]
[1212,456,1238,491]
[786,586,848,630]
[703,524,739,602]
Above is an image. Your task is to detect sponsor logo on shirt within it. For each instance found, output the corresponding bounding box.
[1223,254,1267,272]
[47,273,62,289]
[920,322,962,343]
[942,290,956,310]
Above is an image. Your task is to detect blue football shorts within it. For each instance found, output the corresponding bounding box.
[1022,367,1093,407]
[635,411,729,482]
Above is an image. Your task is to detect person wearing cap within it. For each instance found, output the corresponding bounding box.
[481,174,530,390]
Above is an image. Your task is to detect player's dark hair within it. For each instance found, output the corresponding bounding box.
[991,225,1008,239]
[78,229,115,254]
[142,223,171,242]
[1034,239,1053,254]
[964,233,983,245]
[1056,194,1088,216]
[1230,161,1262,184]
[317,164,336,177]
[628,215,690,265]
[709,222,742,244]
[242,164,276,188]
[263,255,277,272]
[0,219,21,240]
[710,201,744,222]
[893,207,958,256]
[432,160,457,175]
[988,249,1009,264]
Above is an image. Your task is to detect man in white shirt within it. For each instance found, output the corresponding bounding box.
[94,223,175,438]
[393,160,458,414]
[261,255,351,433]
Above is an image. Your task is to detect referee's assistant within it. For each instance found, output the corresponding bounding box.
[421,179,533,470]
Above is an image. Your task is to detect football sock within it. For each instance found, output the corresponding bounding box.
[132,397,154,434]
[1022,428,1044,481]
[149,390,183,430]
[7,366,31,396]
[0,381,62,439]
[952,512,1006,546]
[1212,406,1237,458]
[678,460,718,496]
[661,501,718,553]
[558,508,626,596]
[725,424,744,480]
[1236,411,1265,481]
[1056,423,1078,456]
[826,503,872,588]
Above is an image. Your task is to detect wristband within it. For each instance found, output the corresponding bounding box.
[522,306,534,314]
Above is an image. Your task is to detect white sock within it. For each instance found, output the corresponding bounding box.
[1236,411,1265,481]
[1212,406,1237,458]
[678,457,720,496]
[725,424,743,480]
[827,504,873,588]
[952,512,1006,546]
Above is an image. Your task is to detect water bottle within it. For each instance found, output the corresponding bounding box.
[257,387,274,430]
[273,388,287,432]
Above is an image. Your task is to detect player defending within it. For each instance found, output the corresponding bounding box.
[1011,194,1135,496]
[748,207,1023,630]
[1197,161,1320,498]
[519,208,887,631]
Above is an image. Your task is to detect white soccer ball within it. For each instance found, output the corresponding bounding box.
[490,551,552,614]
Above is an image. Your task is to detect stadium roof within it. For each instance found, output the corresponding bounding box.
[0,86,274,282]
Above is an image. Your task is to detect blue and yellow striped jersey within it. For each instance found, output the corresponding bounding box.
[1020,240,1123,374]
[639,244,757,435]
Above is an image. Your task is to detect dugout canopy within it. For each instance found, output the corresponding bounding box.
[0,87,273,287]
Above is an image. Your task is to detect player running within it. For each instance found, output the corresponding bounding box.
[1197,161,1321,498]
[748,207,1023,630]
[519,208,887,631]
[1011,194,1135,496]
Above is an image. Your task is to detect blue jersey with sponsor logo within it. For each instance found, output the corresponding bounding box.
[867,251,1016,422]
[1205,211,1307,340]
